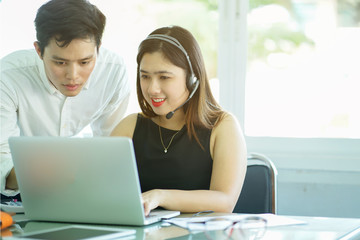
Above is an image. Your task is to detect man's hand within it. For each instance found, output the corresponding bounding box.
[5,168,18,190]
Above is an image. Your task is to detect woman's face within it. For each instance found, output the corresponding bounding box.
[139,51,189,117]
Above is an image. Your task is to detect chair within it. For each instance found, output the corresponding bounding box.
[233,152,278,214]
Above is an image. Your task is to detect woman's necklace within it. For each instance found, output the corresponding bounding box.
[158,125,180,153]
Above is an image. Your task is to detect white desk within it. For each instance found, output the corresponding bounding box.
[4,213,360,239]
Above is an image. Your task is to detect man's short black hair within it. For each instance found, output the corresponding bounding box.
[35,0,106,56]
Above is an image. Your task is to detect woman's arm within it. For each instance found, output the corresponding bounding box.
[142,113,247,214]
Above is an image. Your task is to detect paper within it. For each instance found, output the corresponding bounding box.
[255,214,307,228]
[164,214,306,231]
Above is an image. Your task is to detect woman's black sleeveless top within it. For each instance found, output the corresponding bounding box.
[133,114,213,192]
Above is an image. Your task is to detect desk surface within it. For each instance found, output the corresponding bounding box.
[4,213,360,240]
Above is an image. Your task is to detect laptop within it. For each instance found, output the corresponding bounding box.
[8,136,180,226]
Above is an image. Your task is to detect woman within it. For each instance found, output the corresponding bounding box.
[111,25,247,215]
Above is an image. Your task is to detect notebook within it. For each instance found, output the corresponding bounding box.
[8,136,180,226]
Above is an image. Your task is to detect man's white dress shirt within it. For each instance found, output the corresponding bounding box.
[0,48,130,195]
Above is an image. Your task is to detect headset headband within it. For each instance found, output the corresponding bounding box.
[143,34,196,80]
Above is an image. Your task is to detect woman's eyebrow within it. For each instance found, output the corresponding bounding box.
[140,69,173,75]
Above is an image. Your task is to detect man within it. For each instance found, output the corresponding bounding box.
[0,0,130,195]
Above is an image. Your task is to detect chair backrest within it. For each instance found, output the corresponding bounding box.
[233,152,278,214]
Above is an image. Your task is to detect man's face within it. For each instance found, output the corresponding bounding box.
[34,38,98,97]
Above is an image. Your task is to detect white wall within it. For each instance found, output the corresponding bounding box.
[278,169,360,218]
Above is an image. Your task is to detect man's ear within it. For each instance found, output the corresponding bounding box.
[97,42,102,53]
[34,41,43,59]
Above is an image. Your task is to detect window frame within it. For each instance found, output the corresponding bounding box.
[218,0,360,172]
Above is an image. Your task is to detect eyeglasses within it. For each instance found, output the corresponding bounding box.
[185,215,267,240]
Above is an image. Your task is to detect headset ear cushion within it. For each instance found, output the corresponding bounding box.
[189,78,199,97]
[187,75,197,90]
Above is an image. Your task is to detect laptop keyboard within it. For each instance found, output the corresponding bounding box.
[0,199,24,213]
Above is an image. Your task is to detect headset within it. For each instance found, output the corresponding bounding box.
[143,34,200,119]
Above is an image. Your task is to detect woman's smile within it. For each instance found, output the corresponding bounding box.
[151,98,166,107]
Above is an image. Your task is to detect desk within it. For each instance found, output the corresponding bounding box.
[4,213,360,239]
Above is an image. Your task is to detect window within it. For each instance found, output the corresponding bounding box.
[244,0,360,139]
[218,0,360,171]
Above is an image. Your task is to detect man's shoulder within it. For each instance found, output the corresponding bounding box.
[97,47,125,65]
[1,49,39,71]
[91,47,128,86]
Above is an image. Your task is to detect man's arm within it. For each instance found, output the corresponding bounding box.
[90,57,131,136]
[91,91,130,136]
[0,80,20,194]
[5,168,18,190]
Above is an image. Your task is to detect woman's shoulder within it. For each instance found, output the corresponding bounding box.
[123,112,140,123]
[111,113,140,138]
[208,111,245,160]
[216,111,239,126]
[212,111,242,135]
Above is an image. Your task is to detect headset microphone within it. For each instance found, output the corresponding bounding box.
[166,79,199,119]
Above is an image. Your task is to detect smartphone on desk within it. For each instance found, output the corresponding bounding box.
[8,225,136,240]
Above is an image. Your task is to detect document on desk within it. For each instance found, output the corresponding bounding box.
[164,213,306,231]
[256,214,307,227]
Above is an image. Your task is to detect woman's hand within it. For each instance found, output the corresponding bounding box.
[142,189,163,216]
